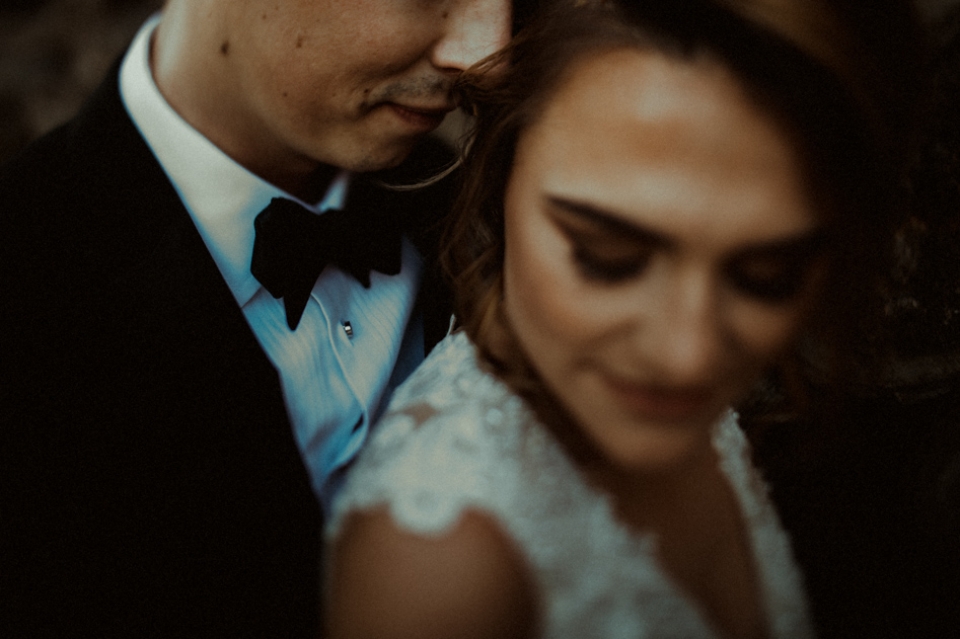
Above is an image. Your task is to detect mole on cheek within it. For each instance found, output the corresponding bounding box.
[220,41,229,55]
[296,35,304,48]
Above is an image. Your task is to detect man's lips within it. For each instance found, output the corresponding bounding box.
[602,375,714,422]
[385,103,454,131]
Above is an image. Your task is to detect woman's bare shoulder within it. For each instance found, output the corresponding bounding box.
[326,505,539,639]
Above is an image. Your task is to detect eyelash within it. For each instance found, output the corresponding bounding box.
[574,247,812,304]
[725,263,809,303]
[572,245,651,283]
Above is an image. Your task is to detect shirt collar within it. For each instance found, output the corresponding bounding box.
[118,14,350,307]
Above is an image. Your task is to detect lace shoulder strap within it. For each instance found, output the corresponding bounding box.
[328,332,529,537]
[713,413,816,639]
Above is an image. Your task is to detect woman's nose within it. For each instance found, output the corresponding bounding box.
[636,273,723,386]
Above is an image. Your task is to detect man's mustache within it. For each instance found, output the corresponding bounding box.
[374,76,456,103]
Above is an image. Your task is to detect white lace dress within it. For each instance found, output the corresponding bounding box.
[328,331,815,639]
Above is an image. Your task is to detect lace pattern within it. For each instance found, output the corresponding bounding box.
[329,331,815,639]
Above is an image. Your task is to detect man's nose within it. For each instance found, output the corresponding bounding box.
[430,0,512,73]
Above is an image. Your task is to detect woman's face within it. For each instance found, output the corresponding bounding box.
[502,48,826,472]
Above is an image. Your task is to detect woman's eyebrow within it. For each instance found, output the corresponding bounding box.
[545,195,672,248]
[546,195,826,255]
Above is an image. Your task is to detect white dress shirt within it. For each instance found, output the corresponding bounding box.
[119,15,424,513]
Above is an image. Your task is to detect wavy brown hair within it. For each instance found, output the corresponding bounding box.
[442,0,923,456]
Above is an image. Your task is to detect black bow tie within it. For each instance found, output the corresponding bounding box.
[251,197,403,330]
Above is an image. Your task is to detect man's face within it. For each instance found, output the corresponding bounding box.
[161,0,511,184]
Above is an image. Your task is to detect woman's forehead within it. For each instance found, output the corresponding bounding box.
[510,48,819,249]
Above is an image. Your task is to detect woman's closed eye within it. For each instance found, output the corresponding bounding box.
[572,241,653,283]
[725,234,827,303]
[725,259,809,302]
[547,197,662,284]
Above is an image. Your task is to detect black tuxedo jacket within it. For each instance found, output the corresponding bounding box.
[0,64,454,638]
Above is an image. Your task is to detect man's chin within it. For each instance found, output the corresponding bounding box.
[343,138,422,174]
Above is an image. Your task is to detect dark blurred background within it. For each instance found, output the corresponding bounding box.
[0,0,161,164]
[1,0,959,165]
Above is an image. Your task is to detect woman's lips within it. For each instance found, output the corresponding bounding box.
[602,375,713,422]
[385,103,451,132]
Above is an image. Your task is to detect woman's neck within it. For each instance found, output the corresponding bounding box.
[584,438,770,639]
